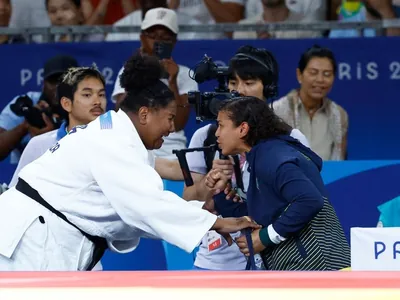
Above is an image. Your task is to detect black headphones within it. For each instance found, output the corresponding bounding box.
[232,53,278,100]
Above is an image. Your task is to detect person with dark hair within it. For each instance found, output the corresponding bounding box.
[0,0,25,44]
[8,65,106,189]
[273,45,348,161]
[0,53,258,271]
[111,7,199,160]
[233,0,323,40]
[206,96,351,271]
[45,0,104,42]
[183,45,309,271]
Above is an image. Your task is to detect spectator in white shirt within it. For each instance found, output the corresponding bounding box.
[234,0,323,39]
[106,0,208,41]
[111,7,197,160]
[168,0,246,39]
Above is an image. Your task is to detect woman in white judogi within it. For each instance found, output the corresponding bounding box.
[0,53,258,271]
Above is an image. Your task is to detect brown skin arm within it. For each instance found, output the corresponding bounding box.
[155,158,184,181]
[203,0,244,23]
[183,172,215,201]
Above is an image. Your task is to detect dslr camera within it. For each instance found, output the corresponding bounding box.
[188,55,239,122]
[10,95,63,129]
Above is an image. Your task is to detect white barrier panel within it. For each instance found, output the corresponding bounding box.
[351,227,400,271]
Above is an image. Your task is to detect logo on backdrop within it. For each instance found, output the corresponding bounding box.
[20,67,116,87]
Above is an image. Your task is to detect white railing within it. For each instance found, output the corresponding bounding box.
[1,19,400,43]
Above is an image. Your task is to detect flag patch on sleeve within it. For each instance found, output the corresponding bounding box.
[100,111,113,130]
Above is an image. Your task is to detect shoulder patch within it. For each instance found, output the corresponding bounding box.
[100,111,113,130]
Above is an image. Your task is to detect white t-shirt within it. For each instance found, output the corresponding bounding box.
[111,65,198,160]
[171,0,246,39]
[187,124,309,270]
[106,10,209,41]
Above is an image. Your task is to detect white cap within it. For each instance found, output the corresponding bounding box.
[141,8,179,35]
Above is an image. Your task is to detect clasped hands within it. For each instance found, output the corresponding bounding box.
[204,159,242,202]
[204,159,265,255]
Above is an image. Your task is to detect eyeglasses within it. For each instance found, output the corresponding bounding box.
[142,31,176,43]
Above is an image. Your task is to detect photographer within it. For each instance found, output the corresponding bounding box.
[183,46,309,270]
[0,55,78,163]
[8,65,107,189]
[111,7,197,160]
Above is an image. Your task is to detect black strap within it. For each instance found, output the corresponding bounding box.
[232,155,244,191]
[204,124,218,172]
[15,178,107,271]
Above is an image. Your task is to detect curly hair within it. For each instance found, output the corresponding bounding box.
[119,52,174,113]
[220,96,291,147]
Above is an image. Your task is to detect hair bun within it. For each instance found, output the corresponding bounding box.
[120,52,163,93]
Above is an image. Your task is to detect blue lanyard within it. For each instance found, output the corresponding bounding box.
[244,228,257,270]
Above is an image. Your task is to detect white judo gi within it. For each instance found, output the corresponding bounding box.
[0,109,217,270]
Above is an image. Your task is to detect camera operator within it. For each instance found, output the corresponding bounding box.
[0,55,79,163]
[183,46,310,270]
[111,7,197,160]
[8,65,107,189]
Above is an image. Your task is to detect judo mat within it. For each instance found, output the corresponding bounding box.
[1,271,400,299]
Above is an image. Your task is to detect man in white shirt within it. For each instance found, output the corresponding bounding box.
[0,53,257,271]
[8,65,107,188]
[106,0,208,41]
[169,0,246,39]
[111,7,198,160]
[234,0,323,39]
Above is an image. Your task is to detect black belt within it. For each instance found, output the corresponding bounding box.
[16,178,108,271]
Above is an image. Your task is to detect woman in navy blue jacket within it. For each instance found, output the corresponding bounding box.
[208,96,350,271]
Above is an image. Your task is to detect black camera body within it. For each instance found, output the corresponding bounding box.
[188,55,239,122]
[10,95,62,129]
[188,90,239,121]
